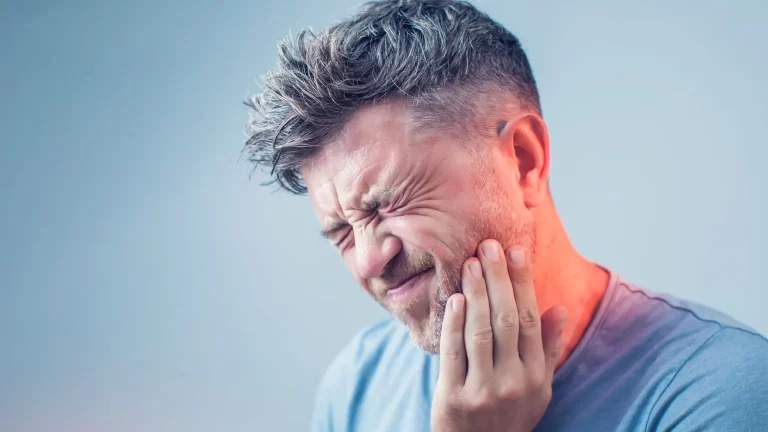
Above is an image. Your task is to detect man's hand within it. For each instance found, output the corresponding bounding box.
[431,239,567,432]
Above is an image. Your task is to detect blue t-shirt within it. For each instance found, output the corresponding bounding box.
[311,270,768,431]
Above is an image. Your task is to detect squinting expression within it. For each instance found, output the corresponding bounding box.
[300,101,534,353]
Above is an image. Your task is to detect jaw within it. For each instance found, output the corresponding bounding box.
[408,303,445,354]
[406,284,450,355]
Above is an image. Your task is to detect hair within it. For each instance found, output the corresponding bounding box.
[243,0,542,194]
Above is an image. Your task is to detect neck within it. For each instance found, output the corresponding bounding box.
[530,198,610,368]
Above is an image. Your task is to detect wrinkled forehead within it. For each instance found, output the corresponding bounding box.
[303,148,394,211]
[300,102,424,208]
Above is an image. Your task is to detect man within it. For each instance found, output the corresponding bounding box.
[244,0,768,430]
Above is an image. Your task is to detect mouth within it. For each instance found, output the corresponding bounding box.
[385,268,433,300]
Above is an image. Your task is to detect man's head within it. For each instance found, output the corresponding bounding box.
[245,0,552,353]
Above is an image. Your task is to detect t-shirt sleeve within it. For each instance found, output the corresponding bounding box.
[647,327,768,431]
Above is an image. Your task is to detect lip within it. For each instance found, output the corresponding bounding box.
[386,269,433,302]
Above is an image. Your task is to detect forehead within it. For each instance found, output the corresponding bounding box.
[301,102,431,207]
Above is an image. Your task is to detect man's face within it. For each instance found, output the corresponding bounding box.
[301,101,534,353]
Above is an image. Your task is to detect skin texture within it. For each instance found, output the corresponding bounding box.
[300,98,611,430]
[300,100,608,359]
[431,241,566,431]
[301,101,529,353]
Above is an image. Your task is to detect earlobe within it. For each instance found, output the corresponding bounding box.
[498,114,551,207]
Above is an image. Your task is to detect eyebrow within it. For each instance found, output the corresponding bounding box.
[361,188,393,211]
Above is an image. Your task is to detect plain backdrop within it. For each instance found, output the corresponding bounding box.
[1,0,766,431]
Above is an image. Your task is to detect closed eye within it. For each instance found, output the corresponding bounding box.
[319,223,348,240]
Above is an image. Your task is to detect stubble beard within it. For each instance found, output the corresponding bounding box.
[410,188,535,353]
[408,218,534,354]
[382,158,536,354]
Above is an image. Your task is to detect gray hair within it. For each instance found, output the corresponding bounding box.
[244,0,542,194]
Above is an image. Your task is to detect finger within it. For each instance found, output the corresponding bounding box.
[477,239,520,369]
[438,294,468,390]
[462,257,494,385]
[505,247,544,366]
[541,306,567,380]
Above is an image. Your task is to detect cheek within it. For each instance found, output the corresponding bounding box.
[391,214,476,264]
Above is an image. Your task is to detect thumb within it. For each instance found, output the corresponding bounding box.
[541,306,568,380]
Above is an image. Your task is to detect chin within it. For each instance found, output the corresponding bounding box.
[383,267,457,354]
[410,328,441,354]
[404,297,447,354]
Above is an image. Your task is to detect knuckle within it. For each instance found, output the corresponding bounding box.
[518,306,541,328]
[495,310,519,330]
[510,271,532,287]
[442,347,463,362]
[466,389,495,412]
[527,369,546,389]
[442,391,464,410]
[498,381,525,401]
[548,335,564,356]
[471,326,494,344]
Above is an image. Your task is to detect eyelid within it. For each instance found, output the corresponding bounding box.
[320,223,348,240]
[332,210,377,246]
[333,227,353,249]
[327,198,395,245]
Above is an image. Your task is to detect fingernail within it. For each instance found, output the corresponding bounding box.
[507,248,525,268]
[451,295,463,312]
[469,260,482,278]
[482,242,499,261]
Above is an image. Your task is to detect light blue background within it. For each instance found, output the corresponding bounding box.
[2,1,766,431]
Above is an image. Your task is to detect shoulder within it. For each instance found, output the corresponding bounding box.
[645,327,768,430]
[670,325,768,383]
[609,277,762,347]
[606,277,768,430]
[617,277,758,330]
[613,276,748,327]
[613,276,768,380]
[612,275,768,430]
[674,325,768,384]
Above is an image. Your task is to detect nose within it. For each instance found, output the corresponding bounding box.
[354,224,402,280]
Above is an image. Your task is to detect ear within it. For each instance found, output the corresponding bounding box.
[498,114,551,207]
